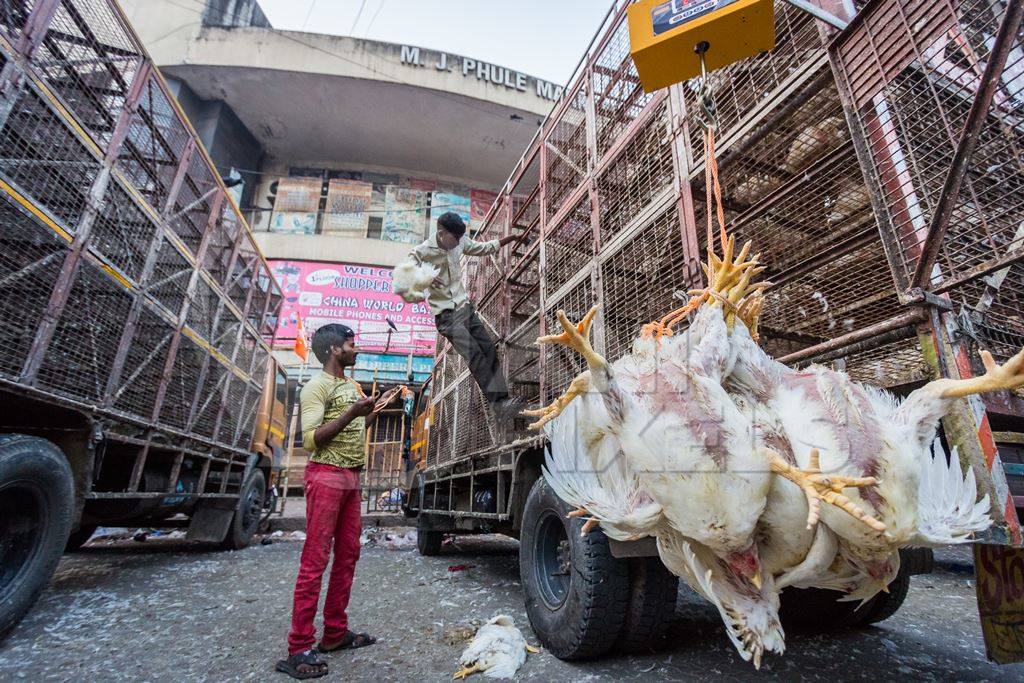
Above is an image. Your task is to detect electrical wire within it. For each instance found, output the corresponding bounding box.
[301,0,318,30]
[349,0,368,35]
[363,0,387,36]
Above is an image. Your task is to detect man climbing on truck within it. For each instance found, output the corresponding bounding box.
[400,211,527,420]
[277,324,378,680]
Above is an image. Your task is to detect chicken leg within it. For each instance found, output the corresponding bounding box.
[522,373,590,430]
[641,235,764,340]
[567,506,600,535]
[524,306,605,431]
[537,306,605,368]
[766,448,886,533]
[924,347,1024,399]
[452,663,481,680]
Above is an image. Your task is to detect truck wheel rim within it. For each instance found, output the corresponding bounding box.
[0,483,46,594]
[241,484,263,533]
[535,510,571,609]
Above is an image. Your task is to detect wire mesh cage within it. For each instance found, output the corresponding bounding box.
[599,205,696,362]
[167,147,218,255]
[108,303,175,417]
[544,83,589,218]
[830,335,933,388]
[545,194,594,297]
[145,233,192,315]
[90,178,159,282]
[192,357,229,438]
[593,17,658,161]
[0,0,282,462]
[831,0,1024,294]
[505,317,541,441]
[364,410,407,511]
[544,276,593,403]
[682,1,824,172]
[0,82,100,231]
[595,100,673,246]
[36,255,135,402]
[118,73,190,221]
[30,0,144,152]
[0,1,33,43]
[0,194,69,379]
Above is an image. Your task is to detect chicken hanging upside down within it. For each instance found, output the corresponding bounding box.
[526,226,1020,667]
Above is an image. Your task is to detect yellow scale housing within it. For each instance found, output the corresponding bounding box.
[628,0,776,92]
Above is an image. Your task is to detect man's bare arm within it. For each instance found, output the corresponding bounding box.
[313,395,376,449]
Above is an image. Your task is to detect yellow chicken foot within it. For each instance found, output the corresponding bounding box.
[925,347,1024,398]
[766,448,887,533]
[453,663,482,680]
[706,286,769,337]
[536,306,605,369]
[522,373,590,430]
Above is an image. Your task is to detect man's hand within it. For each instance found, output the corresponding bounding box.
[349,394,377,417]
[314,392,377,449]
[373,386,404,412]
[499,230,530,248]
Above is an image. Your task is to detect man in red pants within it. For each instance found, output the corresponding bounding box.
[277,324,377,679]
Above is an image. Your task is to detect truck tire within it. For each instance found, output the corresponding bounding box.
[417,516,444,556]
[222,470,265,550]
[780,562,912,631]
[519,478,629,660]
[616,557,678,653]
[849,570,910,626]
[0,435,74,640]
[64,525,97,552]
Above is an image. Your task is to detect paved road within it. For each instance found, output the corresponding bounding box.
[1,532,1021,681]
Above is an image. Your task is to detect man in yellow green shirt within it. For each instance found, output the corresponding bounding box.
[277,324,378,679]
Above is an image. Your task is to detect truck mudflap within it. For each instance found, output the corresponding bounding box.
[974,544,1024,664]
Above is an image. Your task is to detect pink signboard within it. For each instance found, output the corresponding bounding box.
[270,260,437,357]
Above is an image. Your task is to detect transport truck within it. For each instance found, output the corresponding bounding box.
[405,0,1024,662]
[0,0,289,639]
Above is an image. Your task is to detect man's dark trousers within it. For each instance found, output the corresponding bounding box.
[435,304,509,404]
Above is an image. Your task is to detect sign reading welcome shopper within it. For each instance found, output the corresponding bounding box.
[270,260,437,357]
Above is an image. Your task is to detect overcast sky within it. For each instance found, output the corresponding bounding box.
[257,0,615,84]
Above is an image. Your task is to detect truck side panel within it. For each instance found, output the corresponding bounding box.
[0,1,283,501]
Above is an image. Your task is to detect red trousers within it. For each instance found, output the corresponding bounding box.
[287,461,362,655]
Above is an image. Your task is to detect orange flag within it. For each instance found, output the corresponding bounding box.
[294,313,308,362]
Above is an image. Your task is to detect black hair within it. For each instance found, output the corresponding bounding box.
[436,211,466,239]
[311,323,355,364]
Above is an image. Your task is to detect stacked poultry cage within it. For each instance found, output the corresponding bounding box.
[0,0,282,493]
[421,0,1024,532]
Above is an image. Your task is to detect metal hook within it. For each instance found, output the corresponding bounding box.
[694,41,717,132]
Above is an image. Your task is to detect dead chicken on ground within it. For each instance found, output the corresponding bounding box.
[453,615,539,680]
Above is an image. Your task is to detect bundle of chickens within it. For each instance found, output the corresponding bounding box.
[523,225,1022,668]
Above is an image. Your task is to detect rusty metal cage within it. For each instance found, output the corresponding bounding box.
[363,410,408,512]
[0,0,282,496]
[832,0,1024,294]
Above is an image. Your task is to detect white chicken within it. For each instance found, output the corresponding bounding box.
[393,260,438,303]
[527,226,1016,667]
[453,615,539,680]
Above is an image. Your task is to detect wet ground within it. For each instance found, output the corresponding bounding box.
[1,531,1021,682]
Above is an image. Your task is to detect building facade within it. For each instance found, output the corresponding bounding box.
[121,0,560,380]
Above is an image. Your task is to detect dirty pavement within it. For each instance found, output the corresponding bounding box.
[0,532,1020,682]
